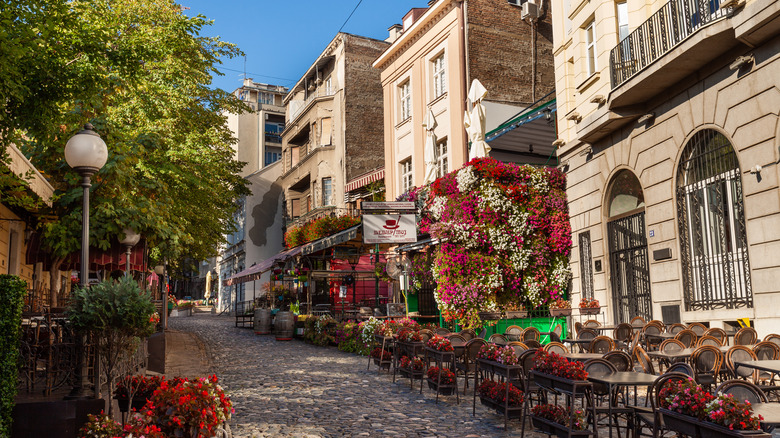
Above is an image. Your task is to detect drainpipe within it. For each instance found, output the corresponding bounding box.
[459,0,470,161]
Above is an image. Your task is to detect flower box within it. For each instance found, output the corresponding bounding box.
[549,308,572,317]
[530,415,593,438]
[426,378,456,396]
[399,367,424,379]
[698,419,769,438]
[505,310,528,319]
[478,311,502,320]
[579,307,600,315]
[658,408,699,438]
[477,359,523,381]
[115,397,147,413]
[372,357,391,370]
[479,396,523,419]
[530,371,591,396]
[658,409,769,438]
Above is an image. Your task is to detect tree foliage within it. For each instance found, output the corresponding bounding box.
[1,0,250,268]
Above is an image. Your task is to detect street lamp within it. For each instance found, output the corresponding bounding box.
[64,123,107,400]
[119,228,141,277]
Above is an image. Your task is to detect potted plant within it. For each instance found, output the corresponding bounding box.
[548,298,572,317]
[370,347,392,369]
[531,404,591,436]
[426,366,456,395]
[114,375,165,413]
[503,303,527,319]
[531,350,589,395]
[477,379,524,417]
[398,355,424,379]
[144,375,233,437]
[578,297,600,315]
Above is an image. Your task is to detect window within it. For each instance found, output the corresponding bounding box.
[616,2,629,41]
[325,76,333,95]
[320,117,332,146]
[306,195,312,213]
[291,146,300,167]
[585,20,597,76]
[399,80,411,121]
[400,158,413,193]
[322,177,333,206]
[676,129,752,311]
[259,92,274,105]
[264,151,280,165]
[436,137,448,178]
[579,231,594,299]
[432,54,446,99]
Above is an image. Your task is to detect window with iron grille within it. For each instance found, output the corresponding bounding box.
[400,158,413,193]
[436,137,448,178]
[322,177,333,207]
[676,129,752,311]
[579,231,594,299]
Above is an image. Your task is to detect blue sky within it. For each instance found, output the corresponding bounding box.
[183,0,426,92]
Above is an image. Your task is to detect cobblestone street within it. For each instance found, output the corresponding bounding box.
[168,314,547,438]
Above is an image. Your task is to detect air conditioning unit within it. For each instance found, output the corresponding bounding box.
[522,1,540,19]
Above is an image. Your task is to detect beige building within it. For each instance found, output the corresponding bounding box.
[1,143,56,297]
[374,0,557,200]
[227,79,288,177]
[552,0,780,331]
[281,33,389,225]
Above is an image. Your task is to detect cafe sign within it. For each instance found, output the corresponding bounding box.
[362,214,417,244]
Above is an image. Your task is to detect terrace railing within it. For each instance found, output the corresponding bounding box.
[610,0,732,88]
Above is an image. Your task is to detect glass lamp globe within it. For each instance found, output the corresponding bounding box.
[119,228,141,247]
[64,123,108,174]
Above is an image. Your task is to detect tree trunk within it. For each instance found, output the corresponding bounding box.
[49,256,66,308]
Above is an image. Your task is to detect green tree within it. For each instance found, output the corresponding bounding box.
[1,0,250,304]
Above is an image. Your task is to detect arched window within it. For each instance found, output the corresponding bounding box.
[676,129,752,310]
[607,170,645,218]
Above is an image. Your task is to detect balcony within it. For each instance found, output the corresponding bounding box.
[608,0,735,107]
[288,89,335,123]
[264,132,282,144]
[285,206,357,229]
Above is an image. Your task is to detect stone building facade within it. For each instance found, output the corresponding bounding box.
[552,0,780,331]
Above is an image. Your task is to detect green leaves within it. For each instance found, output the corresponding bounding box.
[0,275,27,436]
[68,277,156,338]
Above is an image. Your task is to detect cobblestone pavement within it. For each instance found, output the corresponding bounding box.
[168,314,551,438]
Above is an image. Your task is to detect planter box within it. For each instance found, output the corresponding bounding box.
[531,415,593,438]
[505,310,528,319]
[578,307,600,315]
[478,311,503,320]
[115,397,147,413]
[426,378,456,395]
[477,359,523,381]
[372,357,391,370]
[530,371,591,396]
[549,308,572,317]
[399,367,424,379]
[658,409,769,438]
[479,396,523,418]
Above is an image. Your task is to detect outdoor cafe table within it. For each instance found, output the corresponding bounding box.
[562,338,594,352]
[563,352,604,362]
[733,359,780,375]
[647,348,695,362]
[587,371,658,438]
[719,344,756,353]
[751,403,780,428]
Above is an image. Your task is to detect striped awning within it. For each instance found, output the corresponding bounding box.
[345,168,384,192]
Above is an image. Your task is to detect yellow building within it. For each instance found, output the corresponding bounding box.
[552,0,780,331]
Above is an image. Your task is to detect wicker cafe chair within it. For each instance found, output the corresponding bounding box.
[433,327,451,336]
[764,333,780,347]
[735,327,758,346]
[667,323,686,334]
[542,342,569,355]
[666,362,695,377]
[630,316,646,328]
[457,338,487,394]
[687,322,707,337]
[577,328,598,352]
[633,372,690,438]
[648,320,666,331]
[633,345,656,375]
[418,329,434,343]
[705,327,728,345]
[522,327,541,343]
[725,345,757,381]
[524,340,542,349]
[603,350,633,372]
[641,322,664,351]
[507,341,528,356]
[584,359,628,435]
[459,328,477,341]
[504,325,524,342]
[716,379,768,404]
[589,336,615,354]
[692,345,723,391]
[574,321,584,335]
[488,333,508,346]
[753,341,780,360]
[674,329,697,348]
[518,349,543,404]
[657,339,686,372]
[584,319,601,328]
[613,323,634,350]
[696,335,722,348]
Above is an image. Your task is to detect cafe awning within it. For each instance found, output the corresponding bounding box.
[301,224,361,256]
[223,245,303,286]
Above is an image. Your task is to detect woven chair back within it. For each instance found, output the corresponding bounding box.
[660,339,685,354]
[687,322,707,337]
[459,329,476,341]
[633,345,656,375]
[763,333,780,347]
[488,333,508,345]
[753,341,780,360]
[697,335,722,348]
[613,323,633,343]
[524,340,542,349]
[589,336,614,354]
[675,330,697,348]
[507,341,528,356]
[543,342,569,355]
[523,327,541,342]
[704,327,727,344]
[603,350,633,372]
[583,319,601,328]
[668,323,686,334]
[584,359,617,396]
[504,325,523,342]
[434,327,451,336]
[418,329,434,343]
[666,362,695,377]
[693,345,723,374]
[735,327,758,346]
[716,380,767,404]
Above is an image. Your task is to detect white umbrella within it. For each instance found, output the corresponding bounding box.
[464,79,491,159]
[423,109,438,185]
[205,271,212,301]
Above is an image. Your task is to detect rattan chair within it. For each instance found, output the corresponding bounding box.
[583,359,619,423]
[666,362,695,377]
[763,333,780,347]
[522,326,541,343]
[457,338,487,393]
[574,321,584,335]
[632,345,656,375]
[735,327,758,346]
[584,319,601,328]
[524,340,542,349]
[589,336,615,354]
[552,323,564,340]
[696,335,722,348]
[754,341,780,360]
[674,329,697,348]
[692,345,723,391]
[434,327,451,336]
[667,323,686,334]
[577,328,598,352]
[633,372,690,438]
[641,322,664,351]
[418,329,434,343]
[603,350,633,372]
[488,333,508,345]
[716,379,768,404]
[613,323,634,350]
[725,345,758,381]
[687,322,707,337]
[630,316,646,327]
[657,339,686,373]
[507,341,528,356]
[504,325,523,342]
[704,327,728,345]
[448,333,468,346]
[543,342,569,355]
[459,328,477,341]
[648,320,666,331]
[752,342,780,399]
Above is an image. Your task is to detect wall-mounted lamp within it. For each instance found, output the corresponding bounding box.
[729,54,753,71]
[590,95,606,105]
[544,107,553,124]
[552,139,566,148]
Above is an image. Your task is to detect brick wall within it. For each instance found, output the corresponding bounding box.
[466,0,556,105]
[343,35,390,182]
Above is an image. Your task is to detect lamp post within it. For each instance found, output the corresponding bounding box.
[64,123,108,400]
[119,228,141,277]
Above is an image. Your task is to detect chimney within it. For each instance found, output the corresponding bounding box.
[243,78,254,88]
[386,24,403,43]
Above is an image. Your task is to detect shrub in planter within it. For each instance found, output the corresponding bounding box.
[532,404,588,430]
[705,394,763,431]
[370,348,392,362]
[79,413,165,438]
[478,379,524,406]
[426,335,453,352]
[533,350,588,380]
[0,275,26,437]
[398,330,422,343]
[399,356,424,371]
[477,344,519,365]
[335,322,368,355]
[426,367,456,385]
[658,378,714,420]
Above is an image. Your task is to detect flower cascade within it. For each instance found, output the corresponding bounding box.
[426,158,572,328]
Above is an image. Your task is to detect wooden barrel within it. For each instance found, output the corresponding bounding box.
[254,308,271,335]
[274,311,294,341]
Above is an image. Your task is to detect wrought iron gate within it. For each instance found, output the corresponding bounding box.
[417,279,439,316]
[608,211,653,323]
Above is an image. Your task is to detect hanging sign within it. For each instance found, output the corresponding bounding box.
[361,201,416,211]
[362,214,417,244]
[339,286,347,298]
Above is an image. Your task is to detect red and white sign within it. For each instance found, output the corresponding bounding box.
[362,214,417,244]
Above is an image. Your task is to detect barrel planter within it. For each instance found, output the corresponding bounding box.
[274,311,294,341]
[254,308,271,335]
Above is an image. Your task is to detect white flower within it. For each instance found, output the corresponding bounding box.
[456,166,478,192]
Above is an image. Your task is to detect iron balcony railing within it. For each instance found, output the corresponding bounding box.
[610,0,732,88]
